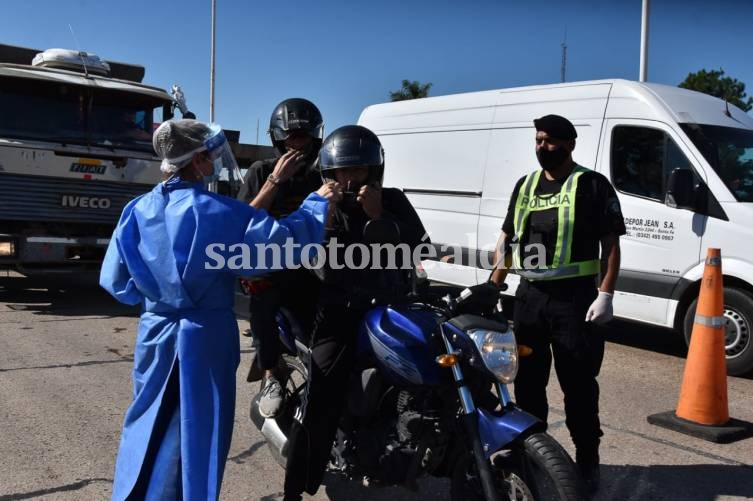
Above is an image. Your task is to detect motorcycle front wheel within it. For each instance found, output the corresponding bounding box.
[450,432,584,501]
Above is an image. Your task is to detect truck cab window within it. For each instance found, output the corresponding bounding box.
[611,125,698,202]
[89,90,162,151]
[0,78,86,143]
[0,76,161,152]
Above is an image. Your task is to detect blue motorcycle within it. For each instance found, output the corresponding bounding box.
[250,277,584,501]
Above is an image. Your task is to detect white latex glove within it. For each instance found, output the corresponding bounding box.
[585,290,613,324]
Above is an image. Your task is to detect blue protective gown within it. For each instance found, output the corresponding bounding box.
[100,178,327,500]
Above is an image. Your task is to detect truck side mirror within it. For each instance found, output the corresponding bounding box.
[665,168,694,209]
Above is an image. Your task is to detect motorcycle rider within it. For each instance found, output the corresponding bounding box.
[282,125,428,501]
[237,98,324,418]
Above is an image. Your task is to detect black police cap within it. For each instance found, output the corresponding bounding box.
[533,114,577,140]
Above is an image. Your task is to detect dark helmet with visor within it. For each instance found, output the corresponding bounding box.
[318,125,385,186]
[269,98,324,155]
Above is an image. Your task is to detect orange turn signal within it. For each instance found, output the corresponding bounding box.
[518,345,533,357]
[435,354,459,367]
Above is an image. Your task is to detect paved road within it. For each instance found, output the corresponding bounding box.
[1,274,752,500]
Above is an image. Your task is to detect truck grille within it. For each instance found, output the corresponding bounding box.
[0,173,152,225]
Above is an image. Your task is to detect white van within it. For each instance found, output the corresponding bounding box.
[358,79,753,376]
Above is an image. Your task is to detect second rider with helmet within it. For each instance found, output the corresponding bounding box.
[238,98,326,419]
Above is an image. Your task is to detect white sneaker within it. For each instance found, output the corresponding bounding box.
[258,376,284,418]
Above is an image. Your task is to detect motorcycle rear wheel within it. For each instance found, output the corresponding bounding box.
[450,432,584,501]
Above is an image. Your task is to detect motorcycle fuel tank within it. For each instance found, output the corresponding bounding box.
[359,305,445,387]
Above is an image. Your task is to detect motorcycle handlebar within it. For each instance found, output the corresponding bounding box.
[369,282,505,317]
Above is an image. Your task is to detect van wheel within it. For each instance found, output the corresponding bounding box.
[683,287,753,376]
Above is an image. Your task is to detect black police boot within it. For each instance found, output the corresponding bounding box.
[576,449,600,495]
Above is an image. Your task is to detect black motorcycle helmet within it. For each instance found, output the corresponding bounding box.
[318,125,385,187]
[268,98,324,155]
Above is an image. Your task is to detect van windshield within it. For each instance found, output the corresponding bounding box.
[0,76,167,153]
[681,123,753,202]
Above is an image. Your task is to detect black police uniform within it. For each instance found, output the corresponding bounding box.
[284,189,427,497]
[502,167,625,463]
[237,157,322,373]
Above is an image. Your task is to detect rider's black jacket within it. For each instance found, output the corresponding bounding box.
[315,187,428,305]
[237,156,322,218]
[237,155,322,371]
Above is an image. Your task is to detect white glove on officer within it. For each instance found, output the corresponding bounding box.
[585,290,613,324]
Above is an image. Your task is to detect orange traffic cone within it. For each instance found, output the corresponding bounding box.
[675,248,728,425]
[648,248,753,443]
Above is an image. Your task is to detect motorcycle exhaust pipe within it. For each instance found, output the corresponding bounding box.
[250,393,289,467]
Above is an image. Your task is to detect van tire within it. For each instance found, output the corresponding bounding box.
[682,287,753,376]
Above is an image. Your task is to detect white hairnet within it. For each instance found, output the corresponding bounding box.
[153,119,213,173]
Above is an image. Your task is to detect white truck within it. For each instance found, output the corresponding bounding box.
[0,44,175,274]
[358,79,753,375]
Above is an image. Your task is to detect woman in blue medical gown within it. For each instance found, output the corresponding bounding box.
[100,119,337,500]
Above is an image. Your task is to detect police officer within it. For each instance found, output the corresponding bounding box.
[237,98,324,418]
[283,125,427,501]
[490,114,625,494]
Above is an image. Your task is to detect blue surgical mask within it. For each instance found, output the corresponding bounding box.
[203,158,223,184]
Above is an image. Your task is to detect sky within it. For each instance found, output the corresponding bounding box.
[2,0,752,146]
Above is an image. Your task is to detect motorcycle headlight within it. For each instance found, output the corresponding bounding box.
[468,329,518,384]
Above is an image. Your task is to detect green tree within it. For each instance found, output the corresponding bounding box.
[679,68,752,112]
[389,79,433,101]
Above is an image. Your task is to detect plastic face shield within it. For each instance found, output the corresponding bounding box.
[204,124,240,182]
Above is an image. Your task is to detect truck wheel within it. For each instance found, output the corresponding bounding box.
[683,287,753,376]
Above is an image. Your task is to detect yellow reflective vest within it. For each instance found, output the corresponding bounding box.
[512,166,600,281]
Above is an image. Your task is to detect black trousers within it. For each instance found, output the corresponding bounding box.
[284,302,362,496]
[513,278,605,458]
[249,270,319,371]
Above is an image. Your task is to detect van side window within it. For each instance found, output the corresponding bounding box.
[611,126,697,201]
[681,123,753,203]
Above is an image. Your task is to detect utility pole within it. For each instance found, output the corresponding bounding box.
[639,0,649,82]
[210,0,216,122]
[560,26,567,83]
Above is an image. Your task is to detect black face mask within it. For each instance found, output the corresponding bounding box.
[536,146,569,171]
